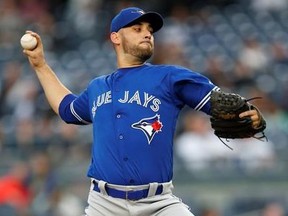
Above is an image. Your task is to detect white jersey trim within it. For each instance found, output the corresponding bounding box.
[70,101,90,124]
[194,86,220,111]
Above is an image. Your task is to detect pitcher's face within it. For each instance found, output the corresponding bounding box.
[119,22,154,61]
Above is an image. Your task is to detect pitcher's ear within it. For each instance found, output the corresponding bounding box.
[110,32,120,45]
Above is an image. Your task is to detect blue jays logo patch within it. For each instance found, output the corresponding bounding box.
[131,114,163,144]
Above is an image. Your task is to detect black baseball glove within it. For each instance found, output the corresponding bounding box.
[209,90,266,146]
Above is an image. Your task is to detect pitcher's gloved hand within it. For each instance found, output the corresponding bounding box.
[209,90,267,146]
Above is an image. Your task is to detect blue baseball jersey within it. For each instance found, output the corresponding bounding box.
[59,63,219,185]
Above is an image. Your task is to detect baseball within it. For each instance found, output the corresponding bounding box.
[20,33,37,50]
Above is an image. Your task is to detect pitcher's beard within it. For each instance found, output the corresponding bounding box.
[124,43,153,62]
[138,48,153,61]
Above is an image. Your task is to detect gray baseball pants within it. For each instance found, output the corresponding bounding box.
[84,180,194,216]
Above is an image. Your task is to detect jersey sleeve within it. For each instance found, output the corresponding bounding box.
[169,66,220,114]
[58,90,92,125]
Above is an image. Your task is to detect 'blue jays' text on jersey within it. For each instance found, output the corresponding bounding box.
[59,63,219,185]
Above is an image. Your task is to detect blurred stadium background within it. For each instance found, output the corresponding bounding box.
[0,0,288,215]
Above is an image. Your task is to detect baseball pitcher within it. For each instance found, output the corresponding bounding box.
[23,7,266,216]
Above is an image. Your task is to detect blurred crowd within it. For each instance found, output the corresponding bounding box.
[0,0,288,215]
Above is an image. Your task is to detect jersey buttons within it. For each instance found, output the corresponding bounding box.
[116,114,121,119]
[119,134,124,140]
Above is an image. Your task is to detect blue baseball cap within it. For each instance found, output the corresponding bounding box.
[110,7,163,33]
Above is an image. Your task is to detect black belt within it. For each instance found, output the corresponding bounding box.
[93,181,163,200]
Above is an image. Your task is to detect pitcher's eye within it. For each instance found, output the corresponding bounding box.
[148,27,154,33]
[133,27,141,32]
